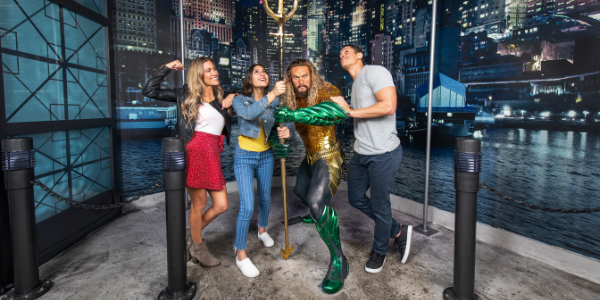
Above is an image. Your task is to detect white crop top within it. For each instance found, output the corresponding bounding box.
[194,102,225,135]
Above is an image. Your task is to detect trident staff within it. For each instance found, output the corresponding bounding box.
[261,0,298,260]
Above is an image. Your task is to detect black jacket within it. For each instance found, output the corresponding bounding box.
[142,66,232,144]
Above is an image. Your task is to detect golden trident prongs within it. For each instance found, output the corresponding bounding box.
[261,0,298,260]
[262,0,298,79]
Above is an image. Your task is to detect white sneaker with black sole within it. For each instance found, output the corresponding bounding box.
[394,225,413,264]
[364,250,386,273]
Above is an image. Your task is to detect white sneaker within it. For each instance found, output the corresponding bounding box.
[257,231,274,247]
[236,257,260,278]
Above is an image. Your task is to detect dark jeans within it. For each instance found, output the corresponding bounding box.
[348,145,403,255]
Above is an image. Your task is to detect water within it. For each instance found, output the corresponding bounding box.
[116,125,600,261]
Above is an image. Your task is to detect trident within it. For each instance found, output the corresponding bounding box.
[262,0,298,260]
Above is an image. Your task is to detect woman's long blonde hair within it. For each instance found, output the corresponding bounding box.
[181,57,224,124]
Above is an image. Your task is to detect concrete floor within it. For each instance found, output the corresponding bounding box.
[35,185,600,300]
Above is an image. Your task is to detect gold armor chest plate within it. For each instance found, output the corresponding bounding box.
[295,97,338,155]
[293,85,344,195]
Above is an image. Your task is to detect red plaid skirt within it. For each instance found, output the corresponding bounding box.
[186,131,226,190]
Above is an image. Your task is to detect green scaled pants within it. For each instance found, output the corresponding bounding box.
[314,205,349,294]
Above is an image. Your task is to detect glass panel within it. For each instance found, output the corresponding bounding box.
[70,127,112,202]
[67,69,109,119]
[3,57,65,122]
[3,0,108,123]
[0,1,62,59]
[69,127,109,165]
[10,131,69,223]
[64,14,106,70]
[72,0,106,17]
[3,0,112,224]
[13,127,112,223]
[72,160,111,201]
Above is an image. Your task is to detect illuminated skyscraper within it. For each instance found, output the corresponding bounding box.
[172,0,234,44]
[187,29,219,61]
[458,0,480,29]
[113,0,157,53]
[307,0,326,74]
[325,0,352,54]
[398,0,416,47]
[413,3,430,48]
[371,34,394,71]
[385,0,401,44]
[348,0,385,59]
[509,0,527,29]
[307,0,326,54]
[230,37,252,89]
[173,0,233,25]
[525,0,599,16]
[235,1,268,65]
[350,0,369,53]
[265,0,306,86]
[475,0,506,26]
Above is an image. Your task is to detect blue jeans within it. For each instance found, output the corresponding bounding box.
[348,145,403,255]
[233,145,274,250]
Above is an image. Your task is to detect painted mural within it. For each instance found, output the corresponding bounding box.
[111,0,600,260]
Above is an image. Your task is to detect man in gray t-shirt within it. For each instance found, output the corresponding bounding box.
[331,45,413,274]
[350,64,400,155]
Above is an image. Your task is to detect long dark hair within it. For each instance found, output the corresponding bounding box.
[241,64,270,97]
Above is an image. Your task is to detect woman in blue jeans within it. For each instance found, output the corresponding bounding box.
[231,64,290,277]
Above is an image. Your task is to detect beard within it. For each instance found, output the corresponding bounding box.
[295,85,309,99]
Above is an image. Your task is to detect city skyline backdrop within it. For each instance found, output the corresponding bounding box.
[113,0,600,120]
[109,0,600,261]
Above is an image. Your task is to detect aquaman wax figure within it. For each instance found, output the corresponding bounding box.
[273,59,349,294]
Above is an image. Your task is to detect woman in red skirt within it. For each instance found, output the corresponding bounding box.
[143,57,234,267]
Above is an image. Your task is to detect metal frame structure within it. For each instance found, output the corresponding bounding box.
[414,0,440,237]
[0,0,120,272]
[0,24,13,294]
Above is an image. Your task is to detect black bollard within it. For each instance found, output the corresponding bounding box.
[1,173,14,295]
[1,138,53,300]
[158,138,196,300]
[443,138,482,300]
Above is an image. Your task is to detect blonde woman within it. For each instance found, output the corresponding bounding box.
[142,57,235,267]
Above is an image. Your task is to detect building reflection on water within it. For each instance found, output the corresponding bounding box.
[117,124,600,261]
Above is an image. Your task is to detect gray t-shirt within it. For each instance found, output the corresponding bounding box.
[351,65,400,155]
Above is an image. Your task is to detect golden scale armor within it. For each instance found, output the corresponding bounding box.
[295,85,344,195]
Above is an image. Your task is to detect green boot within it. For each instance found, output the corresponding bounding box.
[301,214,315,224]
[314,206,349,294]
[297,197,315,224]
